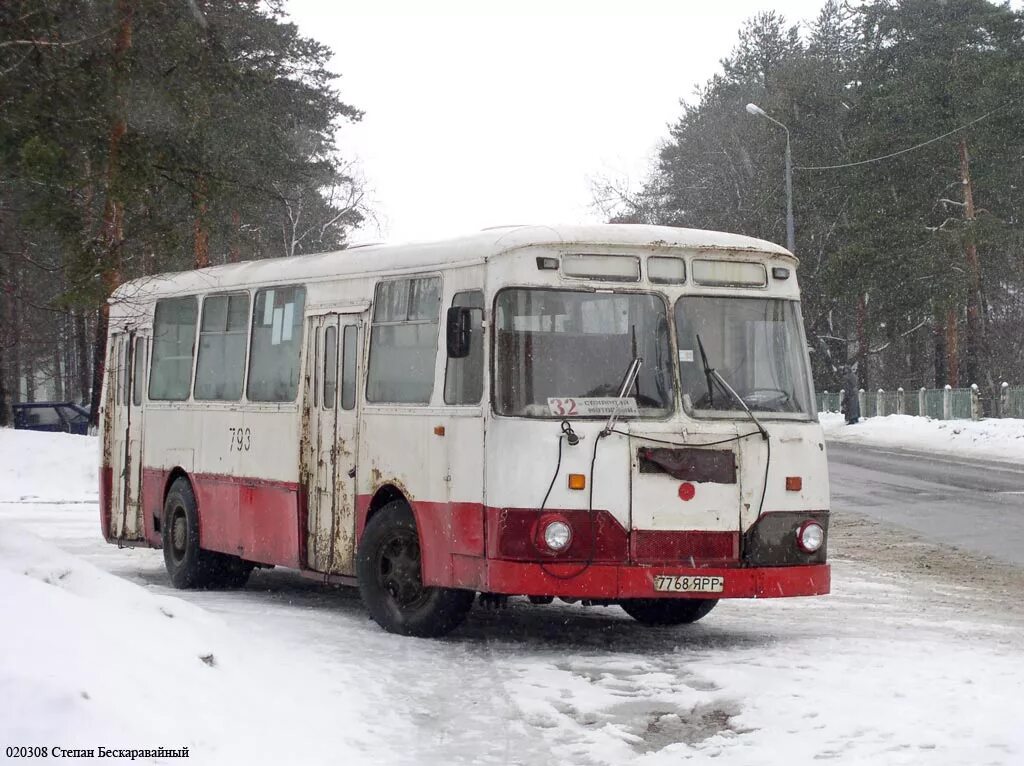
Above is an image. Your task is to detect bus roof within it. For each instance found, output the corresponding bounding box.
[110,223,794,302]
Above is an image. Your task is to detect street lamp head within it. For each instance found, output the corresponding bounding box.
[746,103,767,118]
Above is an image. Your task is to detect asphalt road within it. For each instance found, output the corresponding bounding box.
[827,441,1024,567]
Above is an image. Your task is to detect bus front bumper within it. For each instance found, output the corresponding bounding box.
[471,560,830,600]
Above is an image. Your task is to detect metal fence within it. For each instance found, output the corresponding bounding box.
[949,388,972,420]
[922,389,944,419]
[818,391,842,413]
[861,389,877,417]
[1001,386,1024,419]
[816,382,1024,421]
[903,391,921,417]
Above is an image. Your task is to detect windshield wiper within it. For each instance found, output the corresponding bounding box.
[602,356,642,435]
[695,334,720,407]
[694,334,768,441]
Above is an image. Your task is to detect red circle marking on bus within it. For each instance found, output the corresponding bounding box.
[678,482,696,501]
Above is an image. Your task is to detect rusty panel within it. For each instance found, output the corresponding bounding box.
[99,332,118,541]
[637,447,736,483]
[302,313,361,577]
[299,317,319,569]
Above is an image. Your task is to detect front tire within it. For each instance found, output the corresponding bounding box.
[356,501,474,637]
[162,477,229,589]
[619,598,718,626]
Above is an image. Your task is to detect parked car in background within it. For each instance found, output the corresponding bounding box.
[13,402,90,435]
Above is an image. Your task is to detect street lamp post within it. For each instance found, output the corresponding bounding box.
[746,103,795,254]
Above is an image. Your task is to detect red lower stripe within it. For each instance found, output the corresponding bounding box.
[125,470,829,599]
[142,468,302,567]
[99,465,113,542]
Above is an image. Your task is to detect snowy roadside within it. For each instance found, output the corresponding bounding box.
[0,524,399,764]
[821,411,1024,463]
[0,431,410,764]
[2,429,1024,765]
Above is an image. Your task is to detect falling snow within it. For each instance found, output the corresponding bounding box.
[2,430,1023,765]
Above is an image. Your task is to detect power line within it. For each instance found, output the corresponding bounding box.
[793,99,1019,171]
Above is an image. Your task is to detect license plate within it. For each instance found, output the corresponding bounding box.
[652,575,724,593]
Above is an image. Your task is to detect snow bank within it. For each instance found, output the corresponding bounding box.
[0,430,411,765]
[0,428,97,502]
[0,521,390,764]
[821,412,1024,462]
[1,524,215,749]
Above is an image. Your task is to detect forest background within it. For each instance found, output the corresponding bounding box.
[2,0,1022,422]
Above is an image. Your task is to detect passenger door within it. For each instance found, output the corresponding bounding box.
[109,332,147,541]
[303,311,364,574]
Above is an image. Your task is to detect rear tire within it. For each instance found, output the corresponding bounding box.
[162,477,228,589]
[619,598,718,626]
[356,501,474,637]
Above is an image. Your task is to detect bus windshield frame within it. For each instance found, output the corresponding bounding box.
[675,295,815,420]
[492,287,675,419]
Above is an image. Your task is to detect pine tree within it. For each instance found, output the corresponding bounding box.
[609,0,1024,393]
[0,0,369,423]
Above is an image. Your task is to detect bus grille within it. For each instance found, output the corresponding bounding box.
[631,531,739,565]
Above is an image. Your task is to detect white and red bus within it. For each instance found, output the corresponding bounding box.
[100,224,830,636]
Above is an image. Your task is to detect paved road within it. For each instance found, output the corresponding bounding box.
[827,441,1024,566]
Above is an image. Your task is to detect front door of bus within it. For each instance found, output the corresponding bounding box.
[303,312,362,574]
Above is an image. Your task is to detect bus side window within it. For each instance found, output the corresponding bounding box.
[150,296,199,401]
[132,337,146,407]
[366,276,441,404]
[341,325,357,410]
[195,293,250,401]
[122,339,133,404]
[116,338,127,406]
[247,286,306,402]
[444,291,484,405]
[323,325,338,409]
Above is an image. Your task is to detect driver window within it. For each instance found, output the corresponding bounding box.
[444,291,484,405]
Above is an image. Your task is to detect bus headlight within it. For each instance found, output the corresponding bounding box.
[543,520,572,551]
[796,521,825,553]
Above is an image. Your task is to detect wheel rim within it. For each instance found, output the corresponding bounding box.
[376,529,428,609]
[170,506,188,563]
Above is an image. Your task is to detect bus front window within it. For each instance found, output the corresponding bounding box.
[495,289,674,418]
[675,296,813,417]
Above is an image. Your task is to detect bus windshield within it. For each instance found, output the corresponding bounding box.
[675,296,813,417]
[495,289,674,417]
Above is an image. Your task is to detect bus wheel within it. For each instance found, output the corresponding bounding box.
[356,501,474,637]
[162,477,223,589]
[619,598,718,626]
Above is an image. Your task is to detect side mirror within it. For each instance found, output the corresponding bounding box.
[446,306,473,358]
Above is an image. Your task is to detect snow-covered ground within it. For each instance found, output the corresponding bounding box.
[822,411,1024,463]
[2,430,1024,765]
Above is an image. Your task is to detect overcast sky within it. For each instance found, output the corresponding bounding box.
[286,0,829,244]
